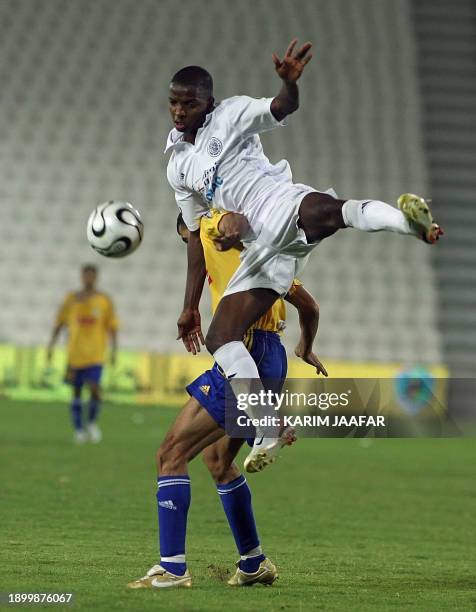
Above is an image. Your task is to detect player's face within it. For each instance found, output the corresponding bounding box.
[169,84,212,134]
[82,269,97,290]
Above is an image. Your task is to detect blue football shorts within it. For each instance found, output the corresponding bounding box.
[187,329,287,431]
[65,364,103,390]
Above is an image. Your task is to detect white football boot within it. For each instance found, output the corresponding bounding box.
[127,564,191,589]
[87,422,102,443]
[73,430,87,445]
[397,193,444,244]
[244,426,296,473]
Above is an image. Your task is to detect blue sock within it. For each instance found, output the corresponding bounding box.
[88,398,100,422]
[71,398,82,430]
[217,474,265,573]
[157,475,191,576]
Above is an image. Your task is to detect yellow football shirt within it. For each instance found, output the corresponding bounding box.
[199,210,300,334]
[56,292,118,368]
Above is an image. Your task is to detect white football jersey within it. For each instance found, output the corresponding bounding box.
[165,95,313,232]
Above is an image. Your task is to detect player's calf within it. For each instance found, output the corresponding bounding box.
[202,443,242,485]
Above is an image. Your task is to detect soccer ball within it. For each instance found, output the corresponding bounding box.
[87,201,144,258]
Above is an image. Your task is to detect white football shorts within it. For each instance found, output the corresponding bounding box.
[223,187,337,297]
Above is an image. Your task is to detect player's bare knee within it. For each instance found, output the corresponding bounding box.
[205,329,225,355]
[299,192,346,242]
[206,324,243,354]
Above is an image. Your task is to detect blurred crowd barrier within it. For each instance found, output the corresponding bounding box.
[0,344,447,408]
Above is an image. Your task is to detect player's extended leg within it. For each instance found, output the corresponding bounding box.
[298,191,443,244]
[206,291,294,472]
[205,289,278,432]
[203,438,278,586]
[87,382,102,443]
[206,289,279,353]
[128,397,224,589]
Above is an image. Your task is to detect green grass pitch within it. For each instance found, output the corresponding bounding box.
[1,400,475,611]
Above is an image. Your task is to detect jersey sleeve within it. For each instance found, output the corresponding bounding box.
[226,95,285,137]
[167,159,210,232]
[55,293,73,326]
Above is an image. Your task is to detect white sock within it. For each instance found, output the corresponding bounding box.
[342,200,412,235]
[214,341,261,380]
[213,341,273,439]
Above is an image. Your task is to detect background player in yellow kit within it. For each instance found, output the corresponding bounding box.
[128,210,326,589]
[47,264,118,444]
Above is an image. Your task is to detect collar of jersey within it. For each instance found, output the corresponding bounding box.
[164,102,219,153]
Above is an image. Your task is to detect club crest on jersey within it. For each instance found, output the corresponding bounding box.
[207,137,223,157]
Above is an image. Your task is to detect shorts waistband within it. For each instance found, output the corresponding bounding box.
[242,328,282,351]
[247,329,281,340]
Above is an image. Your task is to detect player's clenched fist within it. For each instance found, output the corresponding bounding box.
[272,38,313,82]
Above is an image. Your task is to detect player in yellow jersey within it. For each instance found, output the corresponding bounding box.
[47,264,118,444]
[128,210,326,589]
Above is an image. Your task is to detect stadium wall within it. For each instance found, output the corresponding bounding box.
[0,0,443,365]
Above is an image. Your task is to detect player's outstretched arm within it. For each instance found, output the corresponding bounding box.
[177,230,206,354]
[271,38,313,122]
[285,283,328,376]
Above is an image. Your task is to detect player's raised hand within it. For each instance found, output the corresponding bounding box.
[272,39,313,82]
[294,344,328,377]
[177,308,205,355]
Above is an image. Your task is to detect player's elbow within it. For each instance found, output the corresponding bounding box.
[271,98,298,122]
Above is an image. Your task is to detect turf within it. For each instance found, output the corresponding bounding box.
[0,400,475,611]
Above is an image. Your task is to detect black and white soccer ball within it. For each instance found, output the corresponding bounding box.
[87,201,144,258]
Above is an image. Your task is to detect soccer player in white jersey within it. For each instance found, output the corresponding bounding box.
[166,39,444,472]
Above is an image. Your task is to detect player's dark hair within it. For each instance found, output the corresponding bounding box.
[171,66,213,98]
[176,213,187,235]
[82,263,97,273]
